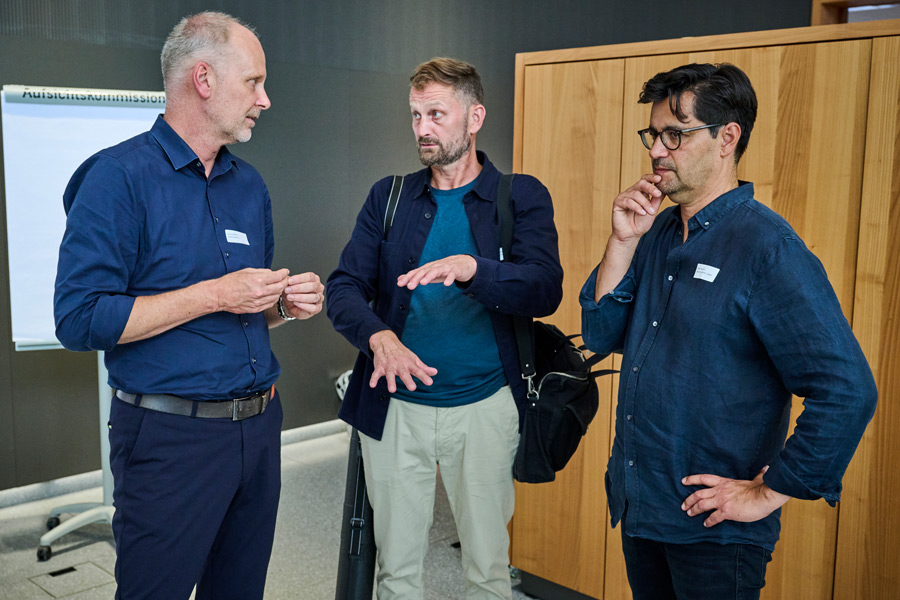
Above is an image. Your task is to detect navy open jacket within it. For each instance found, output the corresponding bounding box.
[326,152,563,440]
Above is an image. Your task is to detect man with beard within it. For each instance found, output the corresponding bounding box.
[326,57,562,599]
[580,62,876,599]
[54,11,324,599]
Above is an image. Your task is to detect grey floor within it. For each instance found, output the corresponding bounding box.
[0,430,534,599]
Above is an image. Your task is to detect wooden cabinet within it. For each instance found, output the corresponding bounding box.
[510,19,900,600]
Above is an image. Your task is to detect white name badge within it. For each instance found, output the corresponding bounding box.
[225,229,249,245]
[693,263,720,283]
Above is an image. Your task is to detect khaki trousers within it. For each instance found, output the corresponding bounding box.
[359,386,520,600]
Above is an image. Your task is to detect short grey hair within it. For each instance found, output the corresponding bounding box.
[160,11,257,91]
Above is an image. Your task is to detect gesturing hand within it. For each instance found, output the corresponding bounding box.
[217,268,289,314]
[681,467,790,528]
[282,272,325,320]
[368,330,437,393]
[397,254,477,290]
[611,174,665,243]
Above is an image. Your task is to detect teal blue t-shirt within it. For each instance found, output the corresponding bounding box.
[393,178,507,406]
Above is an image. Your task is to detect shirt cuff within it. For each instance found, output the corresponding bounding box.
[579,265,635,310]
[763,456,840,507]
[89,294,136,351]
[459,255,492,296]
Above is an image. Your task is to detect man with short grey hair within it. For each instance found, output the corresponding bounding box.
[54,11,324,599]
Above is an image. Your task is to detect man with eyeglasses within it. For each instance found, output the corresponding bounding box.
[579,63,876,599]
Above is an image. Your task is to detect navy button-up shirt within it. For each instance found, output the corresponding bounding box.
[326,152,563,440]
[54,116,280,400]
[581,182,876,550]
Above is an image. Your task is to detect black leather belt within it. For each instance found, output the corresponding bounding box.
[114,385,274,421]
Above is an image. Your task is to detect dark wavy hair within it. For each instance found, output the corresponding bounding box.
[639,63,757,163]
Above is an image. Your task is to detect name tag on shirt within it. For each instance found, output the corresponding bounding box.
[694,263,720,282]
[225,229,249,245]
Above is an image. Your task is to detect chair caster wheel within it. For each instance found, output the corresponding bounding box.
[47,516,61,530]
[37,546,52,561]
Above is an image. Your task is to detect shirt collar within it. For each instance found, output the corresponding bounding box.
[676,180,754,231]
[470,151,500,201]
[150,115,238,175]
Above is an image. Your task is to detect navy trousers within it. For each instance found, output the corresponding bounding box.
[108,392,283,600]
[621,531,772,600]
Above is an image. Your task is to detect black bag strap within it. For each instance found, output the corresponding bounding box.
[383,175,404,240]
[498,174,613,390]
[497,173,515,263]
[584,352,607,370]
[496,175,539,393]
[590,368,619,379]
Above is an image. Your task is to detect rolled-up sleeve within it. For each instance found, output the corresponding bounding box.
[580,263,636,355]
[750,238,877,504]
[54,155,138,351]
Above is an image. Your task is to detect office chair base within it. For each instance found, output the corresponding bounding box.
[37,504,115,561]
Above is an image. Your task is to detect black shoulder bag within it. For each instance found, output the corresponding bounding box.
[497,174,616,484]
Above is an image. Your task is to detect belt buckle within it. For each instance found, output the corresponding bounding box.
[231,392,265,421]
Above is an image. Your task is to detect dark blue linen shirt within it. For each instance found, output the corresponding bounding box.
[326,152,563,440]
[580,182,876,551]
[54,116,280,400]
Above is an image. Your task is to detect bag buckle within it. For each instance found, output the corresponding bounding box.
[523,373,538,404]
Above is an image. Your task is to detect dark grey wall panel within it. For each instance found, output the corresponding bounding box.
[0,0,811,490]
[11,350,100,486]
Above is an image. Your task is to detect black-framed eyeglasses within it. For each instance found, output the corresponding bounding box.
[637,124,721,151]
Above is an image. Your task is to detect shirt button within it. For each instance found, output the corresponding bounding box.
[225,252,230,258]
[632,366,639,373]
[196,161,202,168]
[399,304,406,311]
[628,460,635,467]
[424,212,433,219]
[626,414,632,421]
[252,358,257,364]
[704,221,710,227]
[652,321,658,327]
[668,275,674,281]
[215,217,219,223]
[408,257,416,264]
[243,321,249,327]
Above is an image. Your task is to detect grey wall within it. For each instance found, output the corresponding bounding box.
[0,0,811,491]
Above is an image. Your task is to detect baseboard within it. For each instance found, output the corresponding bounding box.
[518,570,599,600]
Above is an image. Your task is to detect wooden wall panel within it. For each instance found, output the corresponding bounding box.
[834,35,900,600]
[509,59,625,599]
[520,60,626,334]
